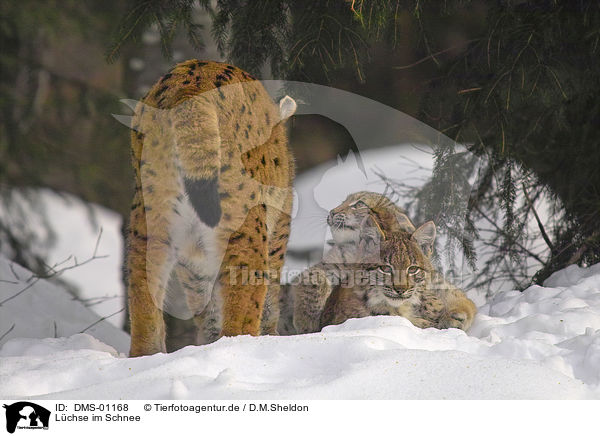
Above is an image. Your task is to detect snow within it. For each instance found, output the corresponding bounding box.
[1,255,600,399]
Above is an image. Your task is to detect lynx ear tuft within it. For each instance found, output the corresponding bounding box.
[412,221,436,257]
[279,95,297,120]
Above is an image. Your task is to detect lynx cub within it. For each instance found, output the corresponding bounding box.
[125,60,296,356]
[320,227,477,331]
[292,191,416,334]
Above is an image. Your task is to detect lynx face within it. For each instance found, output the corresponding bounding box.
[363,222,436,309]
[327,198,371,245]
[327,191,415,246]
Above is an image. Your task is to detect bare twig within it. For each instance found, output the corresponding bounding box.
[0,229,107,306]
[457,87,482,95]
[0,323,15,342]
[393,39,480,70]
[77,295,121,308]
[9,262,21,281]
[34,229,107,280]
[471,203,546,264]
[80,308,125,334]
[0,278,42,306]
[522,184,554,252]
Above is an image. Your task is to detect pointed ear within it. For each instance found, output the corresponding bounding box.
[361,215,385,241]
[279,95,297,120]
[112,99,156,132]
[357,237,380,263]
[412,221,436,256]
[395,213,416,233]
[112,114,134,129]
[119,98,140,111]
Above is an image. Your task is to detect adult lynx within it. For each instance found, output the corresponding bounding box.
[125,60,296,356]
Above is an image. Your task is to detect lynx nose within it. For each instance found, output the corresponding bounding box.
[397,287,415,299]
[327,212,334,226]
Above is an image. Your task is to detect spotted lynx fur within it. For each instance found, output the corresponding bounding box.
[125,60,296,356]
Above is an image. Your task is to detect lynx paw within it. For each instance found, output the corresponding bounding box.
[438,311,469,330]
[411,317,435,329]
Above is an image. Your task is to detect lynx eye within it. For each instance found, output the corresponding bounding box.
[407,265,422,276]
[377,264,393,275]
[350,200,368,210]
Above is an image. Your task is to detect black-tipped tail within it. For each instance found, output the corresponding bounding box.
[184,177,222,227]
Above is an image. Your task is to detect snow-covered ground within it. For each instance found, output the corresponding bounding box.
[1,255,599,399]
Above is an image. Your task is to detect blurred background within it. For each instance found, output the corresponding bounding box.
[1,1,599,342]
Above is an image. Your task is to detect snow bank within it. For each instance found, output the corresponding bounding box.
[1,259,600,399]
[41,190,125,328]
[0,324,591,400]
[0,189,125,328]
[0,256,129,354]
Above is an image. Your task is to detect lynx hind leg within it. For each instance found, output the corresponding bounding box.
[260,208,292,335]
[192,289,222,345]
[219,204,270,337]
[276,283,296,335]
[173,258,220,345]
[292,266,334,334]
[261,284,281,335]
[438,288,477,331]
[127,199,175,357]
